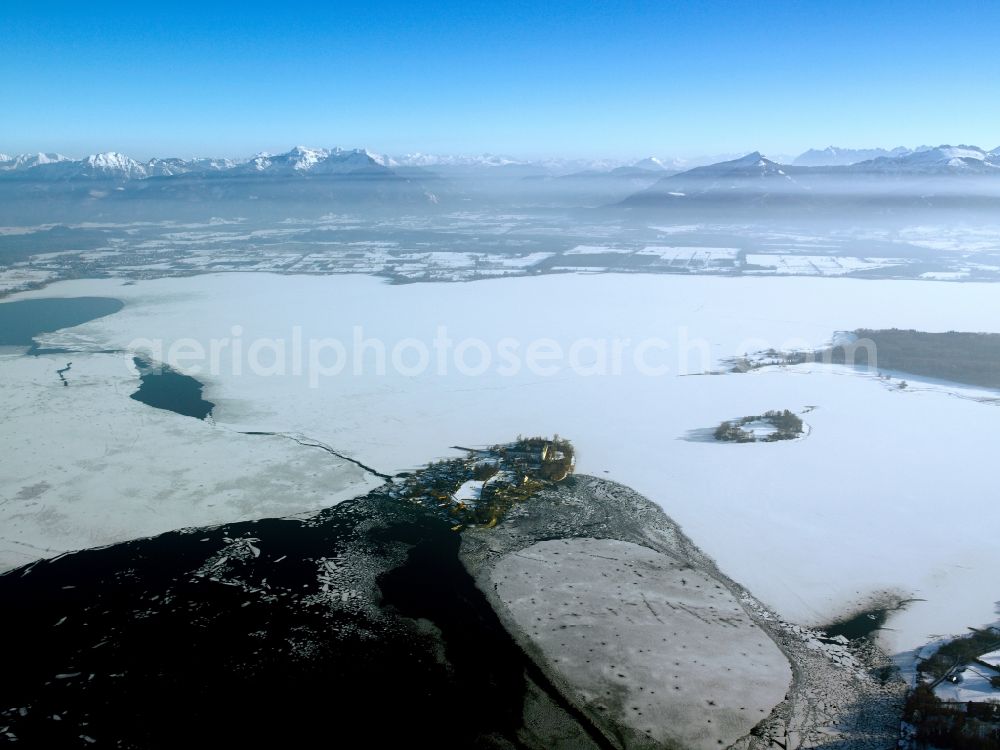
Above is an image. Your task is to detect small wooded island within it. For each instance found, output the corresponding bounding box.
[714,409,804,443]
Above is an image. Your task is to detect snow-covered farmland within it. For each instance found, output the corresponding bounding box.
[564,245,632,255]
[0,267,57,294]
[4,272,1000,659]
[637,245,739,266]
[745,254,901,275]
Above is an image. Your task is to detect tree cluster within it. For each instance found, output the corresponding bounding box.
[713,410,804,443]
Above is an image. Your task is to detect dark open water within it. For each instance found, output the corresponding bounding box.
[0,297,123,348]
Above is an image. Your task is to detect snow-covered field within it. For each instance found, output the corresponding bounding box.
[3,271,1000,659]
[934,666,1000,705]
[0,267,57,294]
[745,253,901,275]
[637,246,740,265]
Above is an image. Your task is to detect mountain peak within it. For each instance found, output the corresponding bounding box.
[849,144,998,173]
[631,156,668,171]
[0,152,72,171]
[81,152,147,179]
[84,151,133,165]
[708,152,784,173]
[793,146,912,167]
[621,150,801,207]
[728,151,767,165]
[228,146,391,176]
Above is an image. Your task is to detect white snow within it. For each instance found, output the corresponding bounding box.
[0,351,382,572]
[650,224,705,234]
[564,245,632,255]
[868,145,1000,172]
[896,224,1000,254]
[638,246,739,265]
[453,479,484,503]
[920,271,970,280]
[5,272,1000,657]
[82,152,147,178]
[496,251,554,268]
[393,153,526,168]
[0,267,58,294]
[742,419,778,438]
[746,254,901,275]
[285,146,330,170]
[0,152,71,171]
[934,666,1000,704]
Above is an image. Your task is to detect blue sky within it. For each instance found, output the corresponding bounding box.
[2,0,999,159]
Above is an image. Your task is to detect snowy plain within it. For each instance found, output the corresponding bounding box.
[4,271,1000,660]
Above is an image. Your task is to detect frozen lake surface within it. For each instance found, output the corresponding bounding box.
[3,271,1000,657]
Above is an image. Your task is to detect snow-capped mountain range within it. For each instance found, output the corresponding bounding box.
[0,147,397,181]
[851,145,1000,174]
[236,146,396,174]
[686,151,793,180]
[0,148,694,181]
[622,152,804,207]
[656,145,1000,185]
[393,153,526,168]
[793,146,912,167]
[792,144,1000,170]
[144,157,238,177]
[0,152,73,171]
[620,145,1000,209]
[2,144,999,184]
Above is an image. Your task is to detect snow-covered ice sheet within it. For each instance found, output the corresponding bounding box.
[0,352,382,572]
[6,272,1000,656]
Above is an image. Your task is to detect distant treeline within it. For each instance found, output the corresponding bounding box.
[739,329,1000,390]
[830,329,1000,389]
